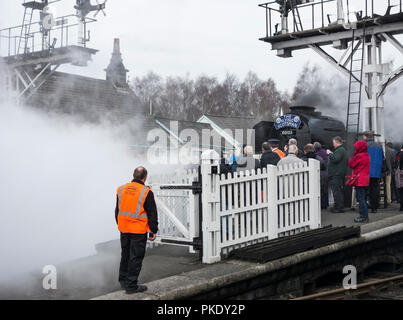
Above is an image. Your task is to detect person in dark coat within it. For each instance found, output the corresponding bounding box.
[303,144,328,209]
[314,142,329,166]
[302,144,326,168]
[348,140,371,223]
[385,142,396,205]
[220,156,231,176]
[363,131,384,213]
[388,143,399,203]
[314,142,329,209]
[327,136,348,213]
[260,141,280,169]
[397,146,403,211]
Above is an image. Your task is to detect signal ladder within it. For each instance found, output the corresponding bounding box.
[18,3,35,55]
[17,1,48,55]
[289,0,303,32]
[346,28,366,140]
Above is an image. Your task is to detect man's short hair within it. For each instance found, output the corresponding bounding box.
[304,144,315,153]
[133,166,148,180]
[313,142,322,151]
[363,130,373,139]
[288,138,297,146]
[262,142,271,151]
[386,142,394,148]
[288,144,298,154]
[333,136,344,144]
[244,145,253,155]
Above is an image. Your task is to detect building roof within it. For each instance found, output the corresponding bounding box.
[155,117,211,139]
[200,114,258,132]
[197,114,258,149]
[154,117,226,151]
[28,71,148,123]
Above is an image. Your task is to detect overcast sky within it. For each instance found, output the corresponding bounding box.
[1,0,403,93]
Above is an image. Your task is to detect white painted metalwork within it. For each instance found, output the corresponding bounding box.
[260,0,403,145]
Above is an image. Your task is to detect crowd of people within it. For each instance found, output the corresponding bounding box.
[221,131,403,224]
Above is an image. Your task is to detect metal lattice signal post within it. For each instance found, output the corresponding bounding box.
[259,0,403,146]
[0,1,106,104]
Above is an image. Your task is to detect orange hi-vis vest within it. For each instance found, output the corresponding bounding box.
[273,148,286,159]
[117,182,151,234]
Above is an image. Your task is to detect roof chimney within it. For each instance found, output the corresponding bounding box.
[113,38,120,54]
[105,38,129,87]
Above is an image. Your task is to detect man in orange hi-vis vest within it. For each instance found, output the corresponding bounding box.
[269,138,286,159]
[115,166,158,294]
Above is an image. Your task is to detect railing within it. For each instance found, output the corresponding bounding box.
[0,14,96,58]
[201,151,321,263]
[259,0,403,38]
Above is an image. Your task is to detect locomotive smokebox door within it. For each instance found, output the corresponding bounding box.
[254,106,346,151]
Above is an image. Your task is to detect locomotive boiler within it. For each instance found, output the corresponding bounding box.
[254,106,346,150]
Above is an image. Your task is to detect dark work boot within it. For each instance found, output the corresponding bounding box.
[126,285,147,294]
[354,216,369,223]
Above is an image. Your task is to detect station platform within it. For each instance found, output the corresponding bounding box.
[1,204,402,300]
[94,203,403,300]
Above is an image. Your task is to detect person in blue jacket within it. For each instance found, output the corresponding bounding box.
[363,131,384,213]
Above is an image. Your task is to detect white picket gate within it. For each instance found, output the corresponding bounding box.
[147,151,321,264]
[147,168,200,251]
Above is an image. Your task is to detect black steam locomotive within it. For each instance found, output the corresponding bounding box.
[254,106,346,150]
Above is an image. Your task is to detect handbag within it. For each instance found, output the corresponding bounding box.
[346,174,359,187]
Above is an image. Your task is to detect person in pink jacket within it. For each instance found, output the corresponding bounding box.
[348,140,371,223]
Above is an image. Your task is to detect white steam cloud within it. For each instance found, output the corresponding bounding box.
[0,98,142,281]
[293,63,403,143]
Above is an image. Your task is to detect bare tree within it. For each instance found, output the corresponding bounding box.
[130,71,291,121]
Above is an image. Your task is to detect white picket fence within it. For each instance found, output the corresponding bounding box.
[200,150,321,263]
[148,151,321,264]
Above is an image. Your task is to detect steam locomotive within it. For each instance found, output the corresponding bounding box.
[254,106,346,150]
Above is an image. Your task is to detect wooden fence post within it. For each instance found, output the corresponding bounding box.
[308,158,321,229]
[201,150,221,264]
[266,165,279,240]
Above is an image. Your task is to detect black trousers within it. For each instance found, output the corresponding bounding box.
[119,232,147,290]
[329,176,344,211]
[400,188,403,209]
[369,178,380,210]
[320,177,329,209]
[391,169,398,202]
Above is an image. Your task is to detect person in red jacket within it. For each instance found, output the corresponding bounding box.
[348,140,371,223]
